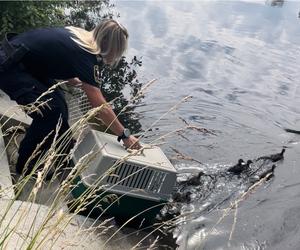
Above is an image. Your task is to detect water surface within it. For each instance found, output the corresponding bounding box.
[115,1,300,249]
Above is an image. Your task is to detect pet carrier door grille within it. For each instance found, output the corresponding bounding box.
[65,87,92,125]
[106,162,166,193]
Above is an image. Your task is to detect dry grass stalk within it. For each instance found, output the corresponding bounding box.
[0,78,206,249]
[228,201,238,242]
[179,116,216,135]
[199,171,274,248]
[170,146,203,165]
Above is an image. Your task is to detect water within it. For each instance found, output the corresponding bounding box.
[114,1,300,249]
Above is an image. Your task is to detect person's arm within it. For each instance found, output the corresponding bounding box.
[80,82,141,149]
[66,77,82,87]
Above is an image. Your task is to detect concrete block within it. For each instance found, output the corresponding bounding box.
[0,129,14,199]
[0,199,139,249]
[0,91,32,127]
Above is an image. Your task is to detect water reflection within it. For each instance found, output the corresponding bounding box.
[146,5,168,38]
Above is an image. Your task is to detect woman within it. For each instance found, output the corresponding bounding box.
[0,19,141,175]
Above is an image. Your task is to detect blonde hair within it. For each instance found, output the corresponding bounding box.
[66,19,129,66]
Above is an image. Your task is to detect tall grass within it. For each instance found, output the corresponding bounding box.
[0,79,208,249]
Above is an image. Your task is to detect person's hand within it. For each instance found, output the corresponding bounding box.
[122,135,141,150]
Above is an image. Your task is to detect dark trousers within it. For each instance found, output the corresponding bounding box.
[0,50,72,174]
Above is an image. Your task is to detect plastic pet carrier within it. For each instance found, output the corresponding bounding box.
[64,86,177,225]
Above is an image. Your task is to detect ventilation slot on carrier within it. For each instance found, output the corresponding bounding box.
[106,162,165,193]
[148,171,166,193]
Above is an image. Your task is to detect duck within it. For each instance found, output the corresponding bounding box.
[257,149,285,162]
[172,191,192,203]
[227,159,252,175]
[284,128,300,135]
[179,171,204,186]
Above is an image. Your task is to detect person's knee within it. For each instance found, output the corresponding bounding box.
[37,92,69,121]
[51,91,68,119]
[48,102,68,121]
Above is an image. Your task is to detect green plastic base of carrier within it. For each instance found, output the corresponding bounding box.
[70,176,166,228]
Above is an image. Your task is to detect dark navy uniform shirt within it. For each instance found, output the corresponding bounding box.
[11,27,99,87]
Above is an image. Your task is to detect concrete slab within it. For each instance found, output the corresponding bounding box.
[0,199,142,250]
[0,129,14,199]
[0,90,32,127]
[16,175,72,209]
